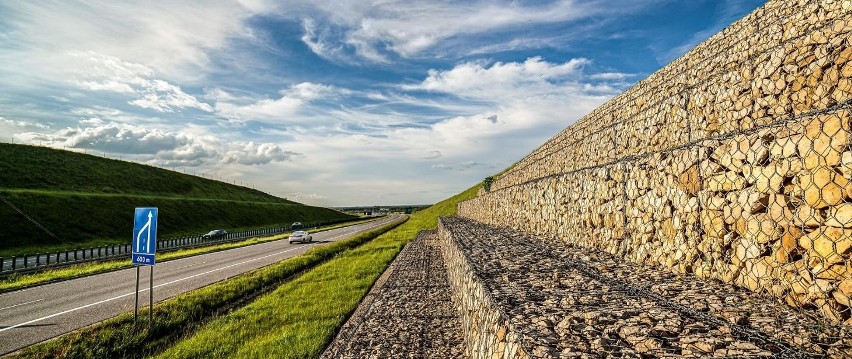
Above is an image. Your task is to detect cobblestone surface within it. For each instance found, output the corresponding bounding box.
[322,230,467,359]
[440,216,852,358]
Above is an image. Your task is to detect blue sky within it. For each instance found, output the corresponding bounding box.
[0,0,765,206]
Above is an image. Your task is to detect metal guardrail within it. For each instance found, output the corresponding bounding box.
[0,219,352,276]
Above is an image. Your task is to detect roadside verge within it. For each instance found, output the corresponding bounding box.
[153,186,478,358]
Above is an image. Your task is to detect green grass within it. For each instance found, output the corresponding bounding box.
[156,184,479,358]
[11,217,407,359]
[0,217,383,293]
[0,143,356,252]
[0,143,288,200]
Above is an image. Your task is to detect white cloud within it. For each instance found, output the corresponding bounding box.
[14,122,197,155]
[0,117,50,129]
[0,1,266,80]
[222,142,302,165]
[420,150,442,159]
[431,160,492,171]
[11,121,297,168]
[70,106,153,124]
[404,57,591,99]
[589,72,633,80]
[72,53,213,113]
[284,192,328,201]
[214,82,345,123]
[297,0,606,61]
[301,18,346,62]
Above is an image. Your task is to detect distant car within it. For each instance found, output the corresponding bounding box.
[291,222,303,229]
[289,230,312,244]
[203,229,227,239]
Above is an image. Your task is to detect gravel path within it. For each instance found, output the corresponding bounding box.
[322,230,468,359]
[440,216,852,358]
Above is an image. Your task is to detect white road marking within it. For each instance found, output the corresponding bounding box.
[0,246,303,333]
[0,299,44,311]
[0,217,398,333]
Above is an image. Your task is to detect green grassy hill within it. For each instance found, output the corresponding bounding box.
[0,143,355,255]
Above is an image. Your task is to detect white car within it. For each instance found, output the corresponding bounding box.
[288,230,313,244]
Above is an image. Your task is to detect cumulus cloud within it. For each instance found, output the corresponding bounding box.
[222,142,303,165]
[14,122,198,155]
[405,57,590,98]
[11,121,298,168]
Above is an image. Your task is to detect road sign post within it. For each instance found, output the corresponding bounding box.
[134,266,139,326]
[131,207,158,331]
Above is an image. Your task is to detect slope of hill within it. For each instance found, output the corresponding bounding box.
[0,143,355,253]
[0,143,291,202]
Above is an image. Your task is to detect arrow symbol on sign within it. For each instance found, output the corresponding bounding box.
[136,211,152,253]
[146,211,152,252]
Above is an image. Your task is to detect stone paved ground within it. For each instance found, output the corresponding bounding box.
[322,230,468,359]
[440,216,852,358]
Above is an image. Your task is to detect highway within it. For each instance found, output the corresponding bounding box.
[0,215,403,355]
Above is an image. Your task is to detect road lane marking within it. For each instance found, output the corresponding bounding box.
[0,299,44,311]
[0,217,400,334]
[0,245,305,333]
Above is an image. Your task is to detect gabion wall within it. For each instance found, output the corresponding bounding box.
[459,0,852,324]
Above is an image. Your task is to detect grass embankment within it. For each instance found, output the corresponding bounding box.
[0,217,382,293]
[0,196,352,258]
[12,217,407,359]
[0,143,286,200]
[0,143,355,253]
[157,185,478,358]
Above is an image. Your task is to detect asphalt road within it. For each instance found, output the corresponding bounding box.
[2,228,289,273]
[0,215,403,355]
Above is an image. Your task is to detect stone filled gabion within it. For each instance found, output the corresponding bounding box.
[459,0,852,325]
[439,216,852,358]
[322,231,467,359]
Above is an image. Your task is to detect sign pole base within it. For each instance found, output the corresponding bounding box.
[134,266,139,327]
[149,266,153,334]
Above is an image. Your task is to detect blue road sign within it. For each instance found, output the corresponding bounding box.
[132,207,158,266]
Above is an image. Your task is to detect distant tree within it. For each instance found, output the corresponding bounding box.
[483,176,494,192]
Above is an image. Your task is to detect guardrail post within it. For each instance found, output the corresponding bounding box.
[24,254,28,269]
[0,257,4,272]
[36,253,40,266]
[12,256,16,270]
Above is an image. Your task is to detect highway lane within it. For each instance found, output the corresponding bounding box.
[0,215,403,355]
